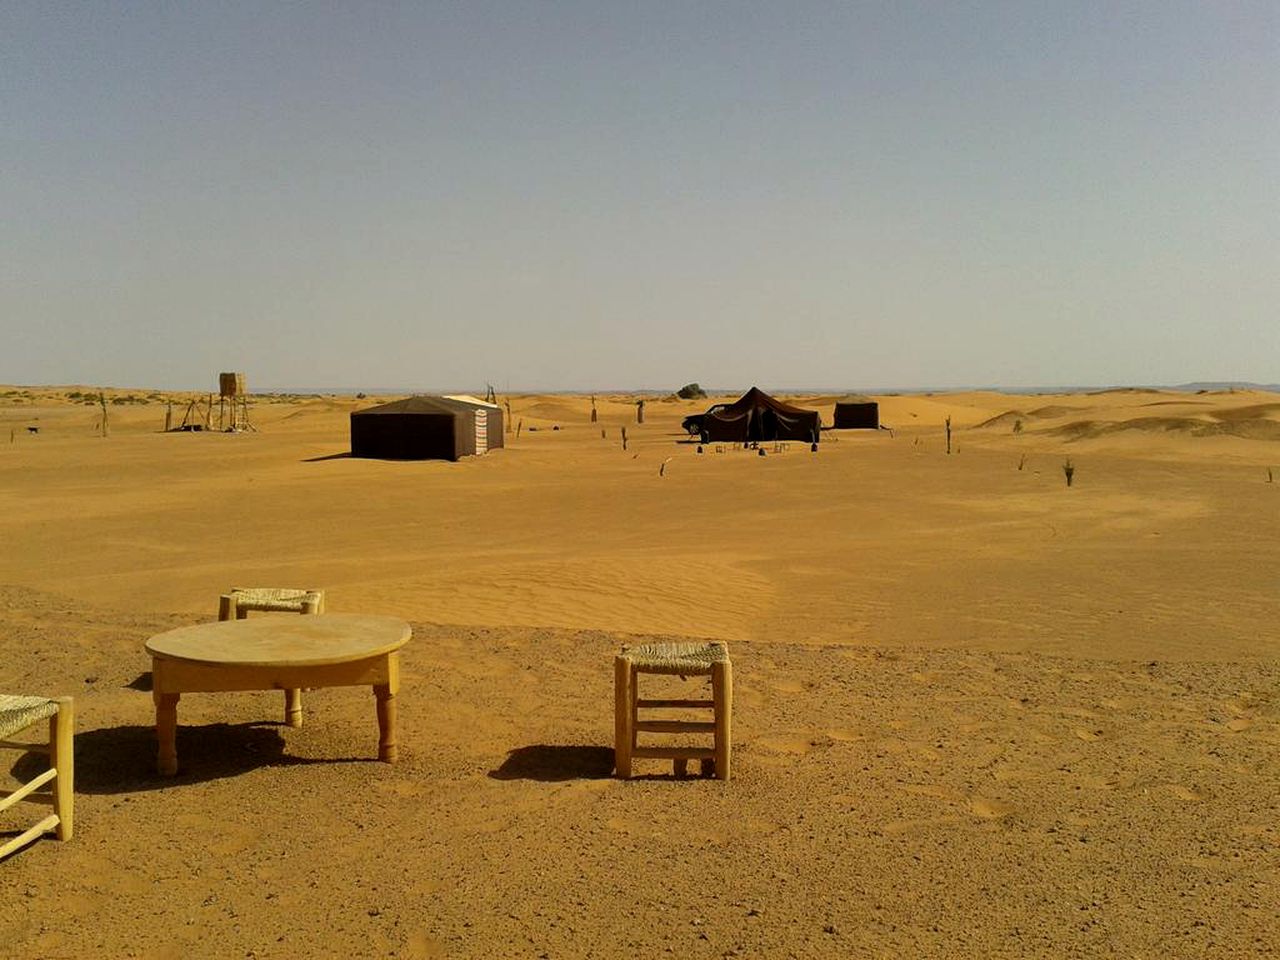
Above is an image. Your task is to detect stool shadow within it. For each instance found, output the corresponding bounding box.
[8,723,365,794]
[489,744,615,782]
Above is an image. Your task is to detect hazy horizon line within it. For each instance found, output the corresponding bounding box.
[5,380,1278,397]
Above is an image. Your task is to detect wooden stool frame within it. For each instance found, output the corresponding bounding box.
[0,696,74,859]
[614,652,732,781]
[217,588,324,728]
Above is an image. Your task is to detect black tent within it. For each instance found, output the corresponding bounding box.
[350,396,480,461]
[833,396,879,429]
[701,387,822,443]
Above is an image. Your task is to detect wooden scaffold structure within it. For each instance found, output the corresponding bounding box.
[163,373,256,433]
[217,372,255,432]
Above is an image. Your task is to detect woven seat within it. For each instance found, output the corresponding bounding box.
[223,587,325,615]
[621,641,729,676]
[615,642,732,780]
[1,695,73,859]
[217,587,326,727]
[0,695,60,740]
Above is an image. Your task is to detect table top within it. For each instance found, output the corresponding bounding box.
[146,613,411,667]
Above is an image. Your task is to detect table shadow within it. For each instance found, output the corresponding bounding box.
[7,723,368,794]
[489,744,615,782]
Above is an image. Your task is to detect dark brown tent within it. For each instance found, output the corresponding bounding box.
[700,387,822,443]
[833,396,879,429]
[350,396,480,461]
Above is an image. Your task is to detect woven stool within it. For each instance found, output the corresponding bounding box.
[614,641,732,780]
[217,587,325,727]
[0,695,74,859]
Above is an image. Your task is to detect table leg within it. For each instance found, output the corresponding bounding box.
[374,684,397,762]
[284,688,303,727]
[154,690,180,776]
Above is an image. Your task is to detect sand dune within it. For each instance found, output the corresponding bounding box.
[1,385,1278,957]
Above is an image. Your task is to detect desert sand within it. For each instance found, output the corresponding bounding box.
[1,385,1277,958]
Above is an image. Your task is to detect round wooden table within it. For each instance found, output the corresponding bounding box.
[145,613,411,776]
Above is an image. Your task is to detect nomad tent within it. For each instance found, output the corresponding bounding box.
[700,387,822,443]
[833,396,879,429]
[350,395,496,461]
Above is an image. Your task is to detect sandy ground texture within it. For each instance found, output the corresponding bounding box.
[1,386,1278,957]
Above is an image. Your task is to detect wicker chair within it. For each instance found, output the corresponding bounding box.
[0,695,73,859]
[217,588,325,727]
[614,642,732,780]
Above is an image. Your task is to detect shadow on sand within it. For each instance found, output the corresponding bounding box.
[488,744,615,782]
[7,723,369,794]
[302,452,352,463]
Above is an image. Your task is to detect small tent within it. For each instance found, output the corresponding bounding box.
[833,396,879,429]
[700,387,822,443]
[351,396,484,461]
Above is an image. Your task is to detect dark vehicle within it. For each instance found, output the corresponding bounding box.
[681,403,729,437]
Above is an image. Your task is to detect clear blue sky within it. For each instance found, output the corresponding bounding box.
[3,2,1276,391]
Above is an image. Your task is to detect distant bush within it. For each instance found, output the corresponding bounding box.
[676,382,706,399]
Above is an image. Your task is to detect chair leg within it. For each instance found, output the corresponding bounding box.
[712,660,732,781]
[50,697,74,840]
[614,656,632,778]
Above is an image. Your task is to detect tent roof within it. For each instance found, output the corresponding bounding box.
[352,395,469,417]
[721,386,817,416]
[444,394,501,409]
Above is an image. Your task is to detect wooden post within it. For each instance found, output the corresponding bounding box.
[517,419,523,440]
[98,391,109,437]
[205,394,213,430]
[621,426,628,451]
[505,399,512,433]
[712,659,732,781]
[614,655,632,778]
[636,399,644,424]
[51,697,74,840]
[945,416,952,455]
[590,396,597,423]
[217,594,234,621]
